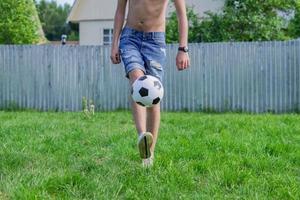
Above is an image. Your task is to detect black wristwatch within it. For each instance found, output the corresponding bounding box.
[178,46,189,53]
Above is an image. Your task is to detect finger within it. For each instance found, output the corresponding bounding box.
[183,60,187,68]
[112,56,118,64]
[110,56,115,63]
[112,53,120,64]
[116,54,121,63]
[184,60,188,68]
[176,61,181,70]
[176,63,180,70]
[111,56,116,64]
[177,64,182,71]
[113,54,118,64]
[181,60,184,69]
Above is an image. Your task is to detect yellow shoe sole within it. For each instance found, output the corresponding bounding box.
[138,132,153,159]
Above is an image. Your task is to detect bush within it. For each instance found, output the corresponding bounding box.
[0,0,44,44]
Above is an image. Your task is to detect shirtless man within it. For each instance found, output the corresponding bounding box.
[111,0,190,167]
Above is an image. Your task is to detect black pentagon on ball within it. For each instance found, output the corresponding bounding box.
[152,97,160,105]
[137,102,145,107]
[139,87,149,97]
[138,75,147,81]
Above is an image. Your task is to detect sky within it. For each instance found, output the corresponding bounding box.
[53,0,75,6]
[36,0,75,5]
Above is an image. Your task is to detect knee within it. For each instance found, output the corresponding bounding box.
[129,69,145,84]
[147,104,160,111]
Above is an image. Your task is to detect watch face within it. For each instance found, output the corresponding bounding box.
[179,47,189,52]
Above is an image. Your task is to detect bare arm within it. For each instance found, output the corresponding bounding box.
[174,0,190,70]
[174,0,188,47]
[111,0,127,64]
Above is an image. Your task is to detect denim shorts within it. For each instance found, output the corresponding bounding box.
[119,27,167,81]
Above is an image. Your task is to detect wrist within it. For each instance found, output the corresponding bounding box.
[178,46,189,53]
[112,42,119,48]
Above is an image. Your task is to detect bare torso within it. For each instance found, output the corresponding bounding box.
[126,0,169,32]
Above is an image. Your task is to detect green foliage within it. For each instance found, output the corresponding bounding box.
[36,0,79,41]
[166,7,201,43]
[82,97,95,119]
[0,0,42,44]
[287,2,300,38]
[166,0,299,42]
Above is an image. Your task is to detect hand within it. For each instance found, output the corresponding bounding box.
[110,45,121,64]
[176,51,190,71]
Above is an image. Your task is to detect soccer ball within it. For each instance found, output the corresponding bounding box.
[131,75,164,107]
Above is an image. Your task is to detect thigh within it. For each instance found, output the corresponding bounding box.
[119,34,145,78]
[141,37,166,81]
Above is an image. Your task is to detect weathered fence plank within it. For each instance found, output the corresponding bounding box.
[0,41,299,113]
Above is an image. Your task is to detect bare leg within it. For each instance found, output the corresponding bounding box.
[129,69,160,164]
[147,104,160,156]
[128,69,146,135]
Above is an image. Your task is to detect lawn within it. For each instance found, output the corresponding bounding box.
[0,111,299,199]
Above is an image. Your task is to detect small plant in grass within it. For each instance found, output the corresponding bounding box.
[89,100,95,115]
[82,97,95,119]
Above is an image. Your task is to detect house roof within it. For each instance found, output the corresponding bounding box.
[67,0,119,22]
[67,0,224,23]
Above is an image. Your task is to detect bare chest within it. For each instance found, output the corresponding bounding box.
[129,0,169,8]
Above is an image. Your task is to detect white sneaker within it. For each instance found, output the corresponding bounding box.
[137,132,153,159]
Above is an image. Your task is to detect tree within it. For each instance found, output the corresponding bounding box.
[166,0,299,42]
[287,2,300,38]
[36,0,79,41]
[166,7,201,43]
[0,0,46,44]
[216,0,297,41]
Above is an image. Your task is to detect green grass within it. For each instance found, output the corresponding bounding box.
[0,111,299,200]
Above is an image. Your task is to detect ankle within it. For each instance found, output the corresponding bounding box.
[138,132,144,137]
[150,150,154,158]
